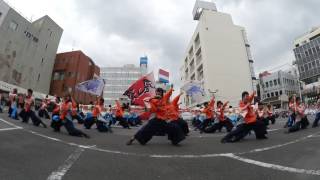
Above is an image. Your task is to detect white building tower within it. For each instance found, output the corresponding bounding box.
[180,0,256,107]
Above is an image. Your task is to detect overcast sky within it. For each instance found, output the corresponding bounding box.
[6,0,320,87]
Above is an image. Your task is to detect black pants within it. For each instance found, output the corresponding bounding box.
[204,119,234,133]
[20,109,46,127]
[72,114,84,124]
[63,118,89,137]
[288,117,309,133]
[171,118,189,135]
[96,120,111,132]
[312,112,320,128]
[84,117,95,129]
[167,121,186,145]
[268,116,276,125]
[51,116,62,132]
[38,109,50,119]
[134,118,185,145]
[192,117,201,128]
[200,118,213,131]
[221,121,267,143]
[116,116,130,128]
[8,106,12,117]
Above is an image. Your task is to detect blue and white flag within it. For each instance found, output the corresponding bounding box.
[181,81,205,96]
[76,78,105,96]
[181,81,206,103]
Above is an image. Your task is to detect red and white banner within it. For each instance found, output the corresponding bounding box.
[123,72,156,107]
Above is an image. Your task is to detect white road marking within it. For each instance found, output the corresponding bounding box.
[47,147,84,180]
[267,128,281,132]
[0,127,22,132]
[25,124,320,159]
[240,134,314,154]
[190,128,282,138]
[9,118,319,176]
[29,130,62,142]
[0,118,23,129]
[310,134,320,138]
[224,154,320,176]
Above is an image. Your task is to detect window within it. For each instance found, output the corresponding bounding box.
[267,93,270,98]
[270,81,273,87]
[41,58,44,64]
[45,44,48,49]
[275,91,279,96]
[297,54,301,59]
[0,12,2,18]
[274,79,277,86]
[317,60,320,67]
[308,63,312,69]
[271,92,274,97]
[280,90,283,95]
[312,61,316,68]
[278,78,281,85]
[53,72,59,80]
[9,21,18,31]
[266,82,269,88]
[54,72,65,80]
[37,74,40,81]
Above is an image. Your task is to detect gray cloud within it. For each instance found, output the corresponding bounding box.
[216,0,320,72]
[9,0,320,87]
[73,0,320,85]
[73,0,198,87]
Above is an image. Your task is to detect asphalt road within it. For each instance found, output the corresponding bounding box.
[0,112,320,180]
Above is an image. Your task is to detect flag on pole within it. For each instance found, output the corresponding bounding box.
[158,69,169,83]
[123,72,156,106]
[181,81,205,96]
[181,81,206,103]
[76,78,105,96]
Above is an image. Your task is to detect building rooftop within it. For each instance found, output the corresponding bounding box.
[294,26,320,47]
[192,0,217,20]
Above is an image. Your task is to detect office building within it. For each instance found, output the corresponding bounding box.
[0,0,63,94]
[180,0,255,107]
[101,57,148,105]
[50,50,100,104]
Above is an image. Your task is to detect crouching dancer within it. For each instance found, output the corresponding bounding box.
[312,99,320,128]
[204,101,233,133]
[287,96,309,133]
[84,98,111,132]
[19,89,47,128]
[221,91,267,143]
[199,98,215,133]
[166,92,189,139]
[38,96,50,119]
[126,88,185,146]
[56,94,89,138]
[51,97,62,132]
